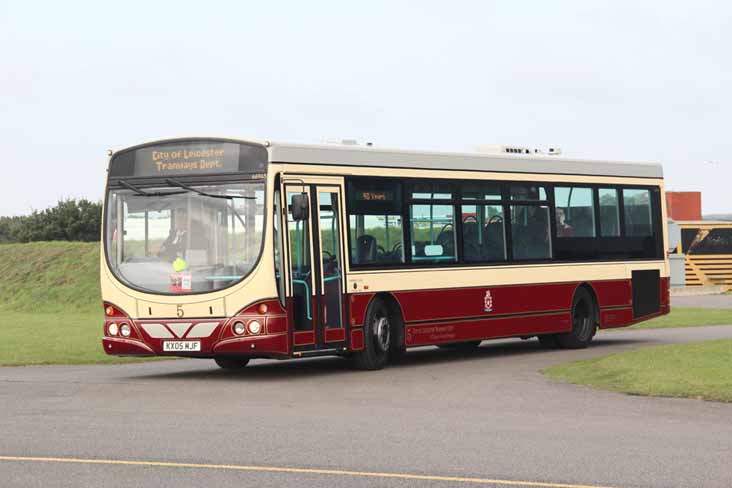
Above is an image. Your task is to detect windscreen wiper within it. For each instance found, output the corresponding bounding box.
[165,178,256,200]
[118,180,187,197]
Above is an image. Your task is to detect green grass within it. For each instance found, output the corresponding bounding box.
[626,307,732,330]
[0,241,100,313]
[0,242,165,366]
[543,340,732,402]
[0,311,164,366]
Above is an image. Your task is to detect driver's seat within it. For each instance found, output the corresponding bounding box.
[356,235,378,264]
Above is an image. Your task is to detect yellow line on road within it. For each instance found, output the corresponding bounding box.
[0,455,616,488]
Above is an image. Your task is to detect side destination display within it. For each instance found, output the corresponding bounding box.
[109,140,267,178]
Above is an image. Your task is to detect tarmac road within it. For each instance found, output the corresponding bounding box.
[1,325,732,488]
[671,293,732,309]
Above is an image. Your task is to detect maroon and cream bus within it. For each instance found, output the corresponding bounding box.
[101,138,669,370]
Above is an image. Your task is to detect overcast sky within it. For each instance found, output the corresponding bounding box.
[1,0,730,216]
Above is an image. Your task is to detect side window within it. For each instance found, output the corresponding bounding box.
[623,189,653,236]
[347,179,404,266]
[460,182,506,262]
[408,181,456,264]
[598,188,620,237]
[510,184,551,260]
[554,186,596,237]
[409,203,456,263]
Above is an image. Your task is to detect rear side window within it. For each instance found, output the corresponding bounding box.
[623,189,653,236]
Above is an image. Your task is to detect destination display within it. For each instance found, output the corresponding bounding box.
[355,190,395,202]
[133,142,240,176]
[108,140,268,178]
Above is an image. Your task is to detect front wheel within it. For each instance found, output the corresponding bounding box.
[352,299,393,370]
[214,358,250,370]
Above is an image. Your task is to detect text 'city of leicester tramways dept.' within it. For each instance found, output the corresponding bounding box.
[152,148,227,173]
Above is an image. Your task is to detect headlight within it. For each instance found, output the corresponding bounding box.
[247,320,262,335]
[233,321,246,335]
[119,323,131,337]
[108,323,119,336]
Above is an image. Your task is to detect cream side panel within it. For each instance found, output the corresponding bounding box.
[275,163,664,187]
[347,261,666,293]
[100,170,280,319]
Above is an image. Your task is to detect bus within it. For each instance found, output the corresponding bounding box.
[101,138,670,370]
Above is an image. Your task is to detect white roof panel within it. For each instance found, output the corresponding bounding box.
[267,141,663,179]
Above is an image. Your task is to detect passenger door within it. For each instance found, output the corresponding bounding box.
[283,179,347,354]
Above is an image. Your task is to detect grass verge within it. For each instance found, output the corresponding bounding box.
[543,339,732,402]
[0,311,166,366]
[625,307,732,330]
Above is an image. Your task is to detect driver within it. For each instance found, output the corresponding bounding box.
[158,207,207,261]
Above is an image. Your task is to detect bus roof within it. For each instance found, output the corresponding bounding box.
[267,141,663,179]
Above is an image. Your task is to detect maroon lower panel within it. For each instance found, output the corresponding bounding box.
[349,293,375,327]
[600,308,634,328]
[660,277,670,305]
[350,328,364,350]
[102,337,155,356]
[293,330,315,346]
[393,282,580,323]
[213,333,288,355]
[405,312,571,346]
[325,328,345,343]
[345,278,665,349]
[592,280,632,308]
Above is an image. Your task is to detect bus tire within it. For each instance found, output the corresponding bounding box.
[437,341,482,350]
[353,298,392,370]
[214,358,250,370]
[557,287,597,349]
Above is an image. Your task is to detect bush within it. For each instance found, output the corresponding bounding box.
[0,199,102,243]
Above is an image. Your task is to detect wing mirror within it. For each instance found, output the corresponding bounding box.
[291,193,309,221]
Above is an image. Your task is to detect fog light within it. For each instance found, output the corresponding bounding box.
[108,323,119,336]
[233,321,246,335]
[247,320,262,335]
[120,323,131,337]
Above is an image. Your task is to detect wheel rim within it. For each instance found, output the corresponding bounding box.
[374,315,390,352]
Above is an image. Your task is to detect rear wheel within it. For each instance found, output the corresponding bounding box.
[557,287,597,349]
[214,358,250,370]
[353,299,393,370]
[437,341,482,350]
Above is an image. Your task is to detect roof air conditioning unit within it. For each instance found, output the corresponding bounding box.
[476,145,540,155]
[322,138,359,146]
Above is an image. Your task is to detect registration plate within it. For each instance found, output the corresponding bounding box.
[163,341,201,352]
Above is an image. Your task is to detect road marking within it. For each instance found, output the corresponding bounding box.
[0,455,616,488]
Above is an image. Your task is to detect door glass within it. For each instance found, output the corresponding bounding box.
[287,191,313,331]
[319,191,343,329]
